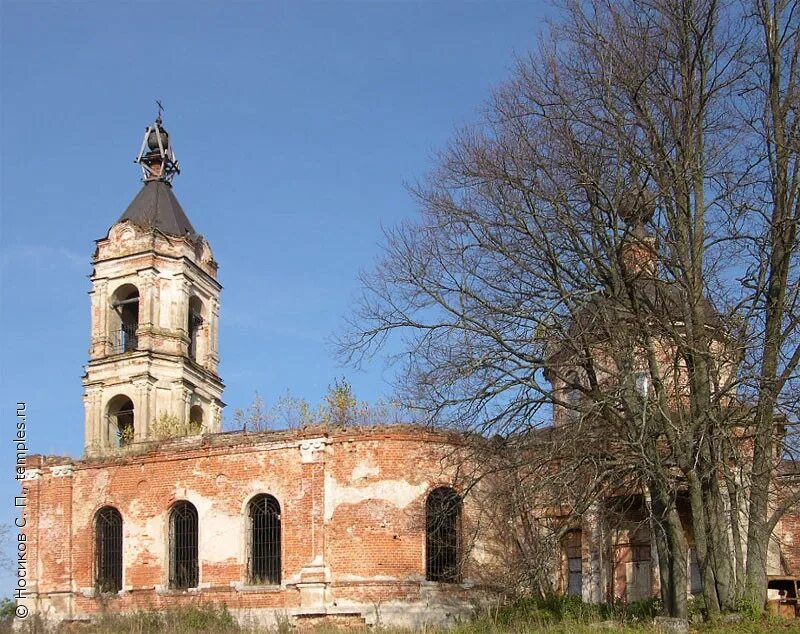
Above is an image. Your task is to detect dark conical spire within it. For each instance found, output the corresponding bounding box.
[119,180,196,237]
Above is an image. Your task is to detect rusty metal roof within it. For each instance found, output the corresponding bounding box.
[118,180,196,238]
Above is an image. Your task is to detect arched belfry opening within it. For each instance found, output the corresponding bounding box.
[107,395,135,447]
[189,405,203,428]
[110,284,139,354]
[187,296,204,362]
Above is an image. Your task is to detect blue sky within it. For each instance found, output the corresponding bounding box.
[0,1,551,594]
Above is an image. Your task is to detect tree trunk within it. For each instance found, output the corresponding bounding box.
[650,480,689,618]
[687,471,720,616]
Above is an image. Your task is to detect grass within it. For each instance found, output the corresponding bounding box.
[0,597,798,633]
[0,605,241,634]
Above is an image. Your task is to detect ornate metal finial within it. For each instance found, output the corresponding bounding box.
[134,103,180,183]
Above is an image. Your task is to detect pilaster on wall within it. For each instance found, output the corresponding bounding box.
[132,377,155,441]
[83,387,103,454]
[207,299,220,372]
[180,279,193,343]
[134,270,159,351]
[33,465,75,617]
[89,279,109,360]
[176,386,188,426]
[20,466,42,615]
[298,438,331,608]
[644,493,661,598]
[210,401,223,433]
[583,502,606,604]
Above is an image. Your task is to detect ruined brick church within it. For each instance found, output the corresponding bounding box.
[20,116,800,628]
[20,117,487,629]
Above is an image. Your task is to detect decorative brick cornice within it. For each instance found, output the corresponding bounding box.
[299,438,327,464]
[50,464,75,478]
[136,269,158,283]
[23,469,41,481]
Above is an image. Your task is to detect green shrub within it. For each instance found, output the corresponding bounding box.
[489,594,606,626]
[733,598,763,622]
[477,594,668,631]
[607,597,663,622]
[687,595,706,620]
[150,412,203,440]
[492,595,551,626]
[0,598,14,620]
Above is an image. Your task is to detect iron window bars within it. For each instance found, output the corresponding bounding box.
[248,494,281,584]
[169,501,199,589]
[95,506,123,593]
[110,324,138,354]
[425,487,461,583]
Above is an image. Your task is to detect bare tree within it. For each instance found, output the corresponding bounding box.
[339,0,799,619]
[740,0,800,609]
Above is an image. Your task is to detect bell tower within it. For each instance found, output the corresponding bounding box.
[83,113,224,455]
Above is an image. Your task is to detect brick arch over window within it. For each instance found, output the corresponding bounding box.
[95,506,123,593]
[169,501,198,589]
[425,486,462,583]
[247,494,281,585]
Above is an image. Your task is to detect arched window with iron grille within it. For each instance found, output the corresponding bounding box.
[425,486,461,583]
[248,494,281,584]
[169,501,198,589]
[95,506,123,593]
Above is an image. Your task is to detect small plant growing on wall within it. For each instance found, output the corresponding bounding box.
[117,424,135,446]
[150,412,203,440]
[229,378,412,432]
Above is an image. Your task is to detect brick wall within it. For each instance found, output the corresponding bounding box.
[23,426,488,625]
[23,425,800,625]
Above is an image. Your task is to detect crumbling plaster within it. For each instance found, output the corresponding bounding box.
[23,427,488,628]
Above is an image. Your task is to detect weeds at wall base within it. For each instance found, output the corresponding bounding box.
[0,599,798,633]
